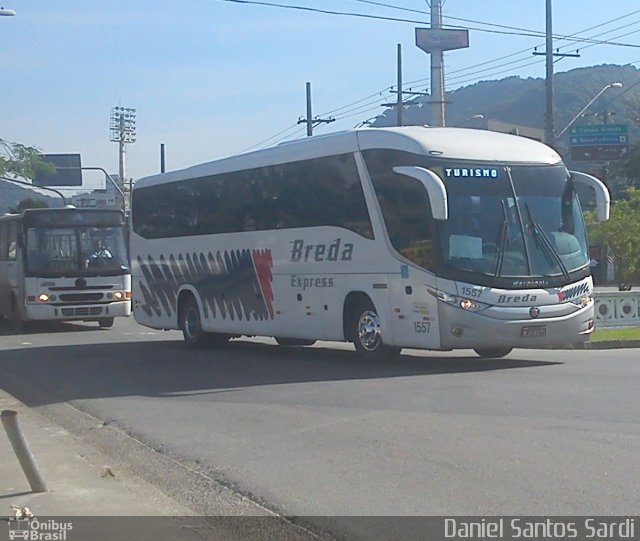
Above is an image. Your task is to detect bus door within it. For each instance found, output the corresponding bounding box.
[387,261,441,350]
[0,221,21,315]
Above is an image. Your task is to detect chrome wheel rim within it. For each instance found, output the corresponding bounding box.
[358,310,381,351]
[184,308,199,340]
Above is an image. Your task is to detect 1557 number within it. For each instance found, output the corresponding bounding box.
[414,321,431,334]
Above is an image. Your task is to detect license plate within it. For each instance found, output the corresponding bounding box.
[521,325,547,338]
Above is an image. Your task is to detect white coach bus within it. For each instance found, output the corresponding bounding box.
[0,207,131,331]
[130,127,609,358]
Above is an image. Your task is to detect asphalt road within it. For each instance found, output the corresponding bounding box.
[1,317,639,523]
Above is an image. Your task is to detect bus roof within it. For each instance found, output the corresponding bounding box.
[0,207,125,226]
[134,126,563,189]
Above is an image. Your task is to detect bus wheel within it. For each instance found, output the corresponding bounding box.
[351,300,400,358]
[180,296,206,347]
[275,337,316,347]
[473,347,513,358]
[98,317,114,328]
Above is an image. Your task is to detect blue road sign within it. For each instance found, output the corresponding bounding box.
[570,134,627,146]
[569,124,629,161]
[570,124,627,136]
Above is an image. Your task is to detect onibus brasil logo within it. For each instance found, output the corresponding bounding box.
[7,508,72,541]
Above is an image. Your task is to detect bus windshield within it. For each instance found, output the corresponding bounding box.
[438,164,589,282]
[25,225,129,277]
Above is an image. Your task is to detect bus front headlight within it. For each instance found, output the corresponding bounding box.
[114,291,123,300]
[430,289,489,313]
[570,295,593,308]
[38,293,50,302]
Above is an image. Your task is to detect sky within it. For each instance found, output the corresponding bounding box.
[2,0,640,191]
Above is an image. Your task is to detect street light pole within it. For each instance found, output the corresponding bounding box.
[557,82,623,139]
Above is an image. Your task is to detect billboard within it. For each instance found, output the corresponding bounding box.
[415,28,469,53]
[33,154,83,186]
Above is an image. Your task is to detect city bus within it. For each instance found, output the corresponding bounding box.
[129,126,609,357]
[0,207,131,331]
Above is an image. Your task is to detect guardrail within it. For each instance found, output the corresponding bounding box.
[594,291,640,328]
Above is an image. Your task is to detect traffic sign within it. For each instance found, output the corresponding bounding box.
[569,124,629,161]
[570,144,629,162]
[570,124,627,136]
[570,134,627,146]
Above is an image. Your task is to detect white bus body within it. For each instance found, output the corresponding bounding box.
[0,208,131,330]
[130,127,609,357]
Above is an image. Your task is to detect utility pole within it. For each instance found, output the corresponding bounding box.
[396,44,403,126]
[297,82,334,136]
[533,0,579,148]
[382,44,429,127]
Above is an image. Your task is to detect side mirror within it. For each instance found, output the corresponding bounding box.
[392,166,448,220]
[569,170,610,222]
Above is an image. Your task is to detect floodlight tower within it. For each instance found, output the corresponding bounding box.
[110,106,136,196]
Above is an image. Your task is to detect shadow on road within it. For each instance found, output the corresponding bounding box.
[0,338,559,407]
[0,318,103,336]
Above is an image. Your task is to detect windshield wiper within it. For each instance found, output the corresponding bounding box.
[493,199,510,281]
[524,203,570,281]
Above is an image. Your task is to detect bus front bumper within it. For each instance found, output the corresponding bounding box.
[438,301,594,350]
[24,301,132,321]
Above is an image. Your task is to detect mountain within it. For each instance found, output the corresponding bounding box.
[373,64,640,144]
[0,180,64,214]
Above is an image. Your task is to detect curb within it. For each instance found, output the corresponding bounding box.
[555,339,640,350]
[582,339,640,350]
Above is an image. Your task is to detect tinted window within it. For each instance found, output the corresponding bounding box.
[0,221,18,261]
[363,149,436,270]
[132,154,373,240]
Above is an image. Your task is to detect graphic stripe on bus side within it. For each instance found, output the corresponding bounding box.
[136,249,274,322]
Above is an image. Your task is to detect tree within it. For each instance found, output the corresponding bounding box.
[8,197,50,214]
[586,188,640,289]
[0,138,55,180]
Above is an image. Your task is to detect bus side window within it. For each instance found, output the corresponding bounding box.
[367,155,436,270]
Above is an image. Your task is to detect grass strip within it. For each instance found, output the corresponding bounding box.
[592,326,640,342]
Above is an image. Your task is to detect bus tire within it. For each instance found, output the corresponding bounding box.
[98,317,115,328]
[473,347,513,358]
[351,299,400,358]
[275,337,316,347]
[180,295,206,347]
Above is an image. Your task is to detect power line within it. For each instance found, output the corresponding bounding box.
[230,4,640,150]
[215,0,640,46]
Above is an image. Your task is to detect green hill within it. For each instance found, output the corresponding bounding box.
[0,180,62,214]
[374,63,640,144]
